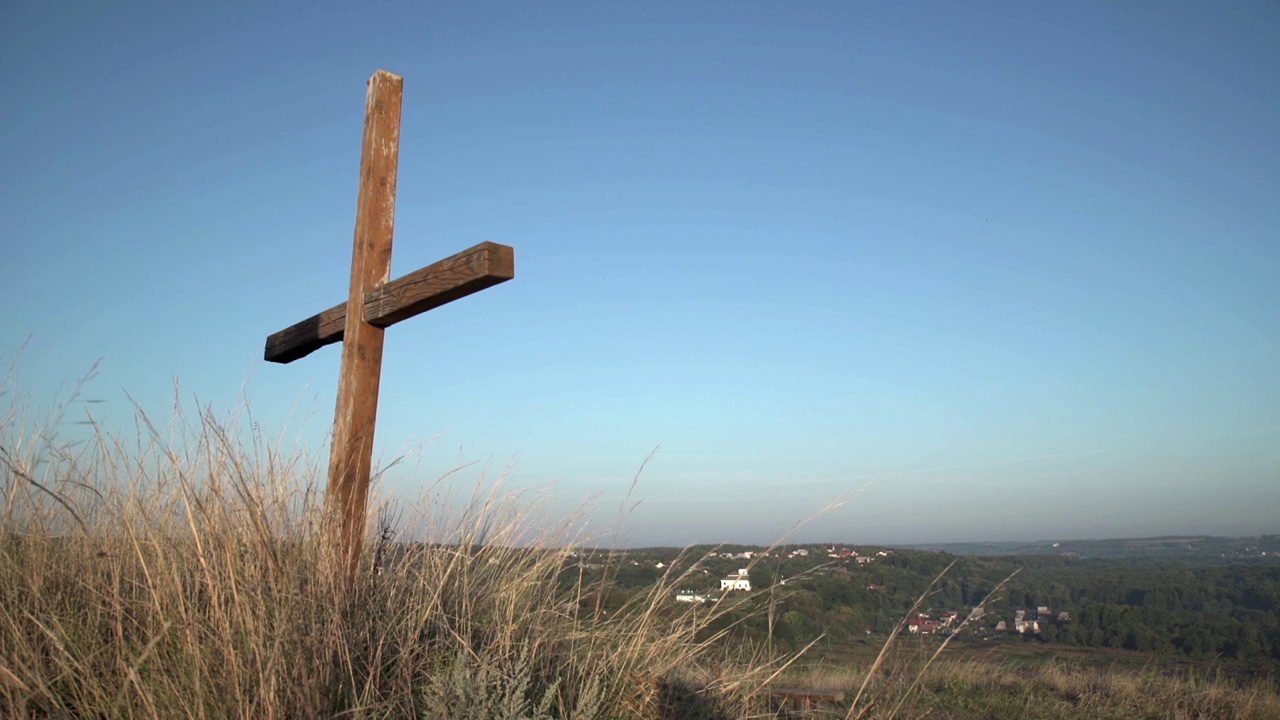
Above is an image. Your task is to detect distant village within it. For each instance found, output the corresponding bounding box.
[672,545,897,604]
[560,539,1279,664]
[656,544,1071,639]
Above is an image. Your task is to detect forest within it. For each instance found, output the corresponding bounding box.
[578,544,1280,667]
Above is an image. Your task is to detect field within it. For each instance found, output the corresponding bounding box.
[2,381,1278,718]
[781,654,1280,719]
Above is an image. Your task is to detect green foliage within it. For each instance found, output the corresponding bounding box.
[603,545,1280,666]
[417,652,563,720]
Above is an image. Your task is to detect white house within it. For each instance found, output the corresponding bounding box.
[720,568,751,591]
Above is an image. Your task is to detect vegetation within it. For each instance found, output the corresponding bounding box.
[2,368,1278,718]
[904,535,1280,560]
[781,655,1280,720]
[0,373,790,719]
[593,546,1280,668]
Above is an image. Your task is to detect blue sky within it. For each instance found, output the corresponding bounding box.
[2,1,1277,546]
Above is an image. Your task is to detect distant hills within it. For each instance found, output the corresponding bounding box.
[902,534,1280,560]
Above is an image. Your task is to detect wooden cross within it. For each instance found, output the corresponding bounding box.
[264,70,514,582]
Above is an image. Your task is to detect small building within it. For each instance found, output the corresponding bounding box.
[908,618,939,635]
[675,591,712,603]
[720,569,751,591]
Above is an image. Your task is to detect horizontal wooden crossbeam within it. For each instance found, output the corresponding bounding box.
[264,241,514,363]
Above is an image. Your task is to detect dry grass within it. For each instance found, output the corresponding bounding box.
[3,364,1277,719]
[775,638,1280,719]
[0,368,786,719]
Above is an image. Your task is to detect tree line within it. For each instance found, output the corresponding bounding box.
[574,546,1280,665]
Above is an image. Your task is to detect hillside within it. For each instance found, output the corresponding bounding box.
[901,534,1280,560]
[4,394,1278,718]
[597,543,1280,671]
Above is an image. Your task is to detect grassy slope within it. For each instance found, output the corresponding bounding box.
[1,378,1276,719]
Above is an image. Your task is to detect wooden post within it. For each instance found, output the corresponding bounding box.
[263,70,515,585]
[326,69,401,582]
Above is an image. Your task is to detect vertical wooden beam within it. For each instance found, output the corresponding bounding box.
[326,69,403,583]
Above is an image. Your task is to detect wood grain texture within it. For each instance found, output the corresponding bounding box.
[364,241,513,325]
[262,70,517,586]
[262,306,348,364]
[263,241,514,363]
[326,69,402,582]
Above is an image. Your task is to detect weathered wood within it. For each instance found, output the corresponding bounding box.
[365,241,514,326]
[263,241,514,363]
[761,687,845,716]
[264,69,515,587]
[263,306,347,365]
[326,69,402,581]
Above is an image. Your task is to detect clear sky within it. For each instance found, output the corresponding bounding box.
[3,1,1277,547]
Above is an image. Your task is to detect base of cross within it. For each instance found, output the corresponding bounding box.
[760,687,846,716]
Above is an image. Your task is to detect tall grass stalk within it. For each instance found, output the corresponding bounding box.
[844,558,958,718]
[878,568,1018,720]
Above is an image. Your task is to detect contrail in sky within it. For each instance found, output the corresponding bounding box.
[792,448,1112,487]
